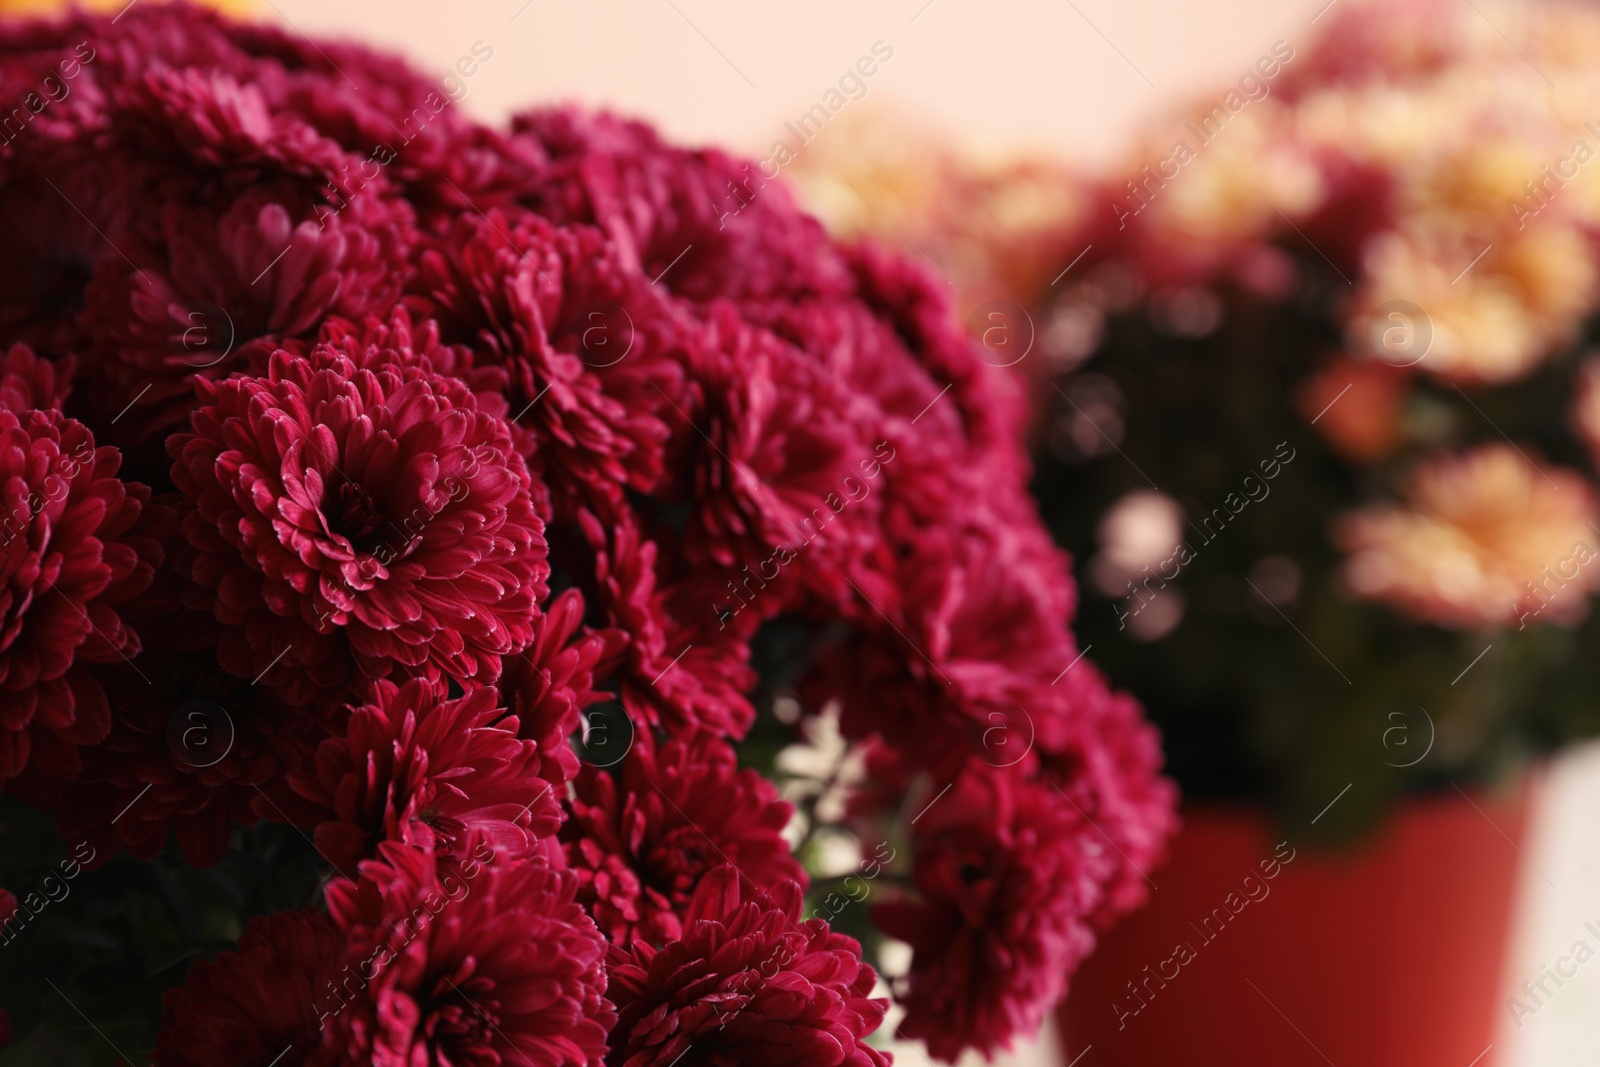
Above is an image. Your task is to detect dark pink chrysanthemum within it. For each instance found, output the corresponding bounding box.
[509,109,854,309]
[0,344,73,414]
[168,348,548,704]
[407,209,681,514]
[1043,664,1179,928]
[681,305,875,610]
[261,307,518,432]
[842,241,1031,460]
[874,764,1101,1062]
[576,504,756,739]
[75,58,417,439]
[563,732,803,946]
[809,513,1078,777]
[288,677,560,872]
[157,909,344,1067]
[605,865,889,1067]
[321,839,614,1067]
[0,408,166,788]
[86,183,414,441]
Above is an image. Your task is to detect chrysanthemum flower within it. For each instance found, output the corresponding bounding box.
[1043,662,1179,927]
[605,865,889,1067]
[88,185,414,439]
[682,305,875,607]
[168,348,548,704]
[0,343,72,414]
[563,733,803,945]
[157,909,345,1067]
[246,307,510,412]
[509,108,852,309]
[809,512,1078,776]
[75,57,418,437]
[1337,443,1600,627]
[407,209,680,513]
[288,677,559,872]
[1352,223,1599,384]
[0,408,166,788]
[578,504,756,739]
[321,839,614,1067]
[1136,101,1325,256]
[874,765,1100,1062]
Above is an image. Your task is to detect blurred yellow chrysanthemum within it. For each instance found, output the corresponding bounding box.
[1337,444,1600,628]
[785,110,1088,317]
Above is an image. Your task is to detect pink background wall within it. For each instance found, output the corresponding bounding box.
[265,0,1328,169]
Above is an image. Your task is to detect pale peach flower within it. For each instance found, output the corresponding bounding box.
[1135,101,1324,249]
[1337,444,1600,628]
[1351,223,1599,384]
[786,110,1087,315]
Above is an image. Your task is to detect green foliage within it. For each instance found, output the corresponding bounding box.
[0,801,326,1066]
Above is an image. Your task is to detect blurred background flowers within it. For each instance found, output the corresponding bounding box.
[791,0,1600,826]
[783,0,1600,1060]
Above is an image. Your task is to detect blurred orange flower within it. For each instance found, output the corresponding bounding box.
[1297,357,1409,462]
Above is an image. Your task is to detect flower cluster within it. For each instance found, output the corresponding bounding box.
[0,5,1174,1064]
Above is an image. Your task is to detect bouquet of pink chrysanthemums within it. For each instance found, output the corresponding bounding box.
[0,6,1173,1064]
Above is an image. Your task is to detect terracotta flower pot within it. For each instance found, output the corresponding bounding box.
[1058,782,1532,1066]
